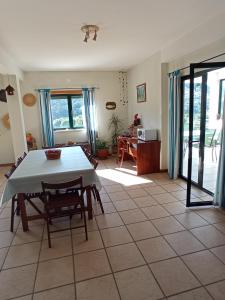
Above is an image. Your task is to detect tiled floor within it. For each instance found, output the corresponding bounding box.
[0,159,225,299]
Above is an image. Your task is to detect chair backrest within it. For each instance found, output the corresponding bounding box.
[41,176,83,193]
[4,164,17,179]
[90,156,98,170]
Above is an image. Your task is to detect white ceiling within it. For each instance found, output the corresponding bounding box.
[0,0,225,71]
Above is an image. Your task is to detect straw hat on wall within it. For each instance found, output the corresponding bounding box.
[23,93,37,107]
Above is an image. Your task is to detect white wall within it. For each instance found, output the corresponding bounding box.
[21,71,128,148]
[127,52,169,169]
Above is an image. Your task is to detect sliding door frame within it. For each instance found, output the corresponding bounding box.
[186,62,225,207]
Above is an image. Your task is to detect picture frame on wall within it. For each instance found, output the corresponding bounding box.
[136,83,146,103]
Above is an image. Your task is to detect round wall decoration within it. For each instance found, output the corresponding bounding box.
[23,93,37,107]
[1,113,10,129]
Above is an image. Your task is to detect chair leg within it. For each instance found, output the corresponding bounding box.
[83,209,88,240]
[120,149,125,168]
[46,218,52,248]
[10,197,15,232]
[94,186,104,214]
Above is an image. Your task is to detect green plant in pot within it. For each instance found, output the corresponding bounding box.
[108,113,123,154]
[96,139,109,159]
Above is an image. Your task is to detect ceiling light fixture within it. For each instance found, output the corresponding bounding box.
[81,25,99,43]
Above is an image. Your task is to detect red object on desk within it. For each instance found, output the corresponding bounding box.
[117,136,161,175]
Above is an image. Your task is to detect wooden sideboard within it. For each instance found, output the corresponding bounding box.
[117,136,161,175]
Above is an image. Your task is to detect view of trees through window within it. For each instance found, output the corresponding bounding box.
[50,95,85,129]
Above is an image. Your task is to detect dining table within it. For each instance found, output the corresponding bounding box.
[0,146,101,231]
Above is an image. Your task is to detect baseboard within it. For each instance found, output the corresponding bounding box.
[160,169,168,173]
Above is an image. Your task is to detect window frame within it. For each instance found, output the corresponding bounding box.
[50,94,85,131]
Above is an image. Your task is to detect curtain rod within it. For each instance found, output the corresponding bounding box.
[170,51,225,74]
[35,87,99,91]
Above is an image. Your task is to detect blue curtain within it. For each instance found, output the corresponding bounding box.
[39,89,55,147]
[214,100,225,207]
[168,70,181,179]
[83,88,97,154]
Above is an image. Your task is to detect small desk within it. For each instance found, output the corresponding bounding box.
[1,147,101,231]
[117,137,161,175]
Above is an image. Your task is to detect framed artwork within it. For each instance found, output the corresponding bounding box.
[136,83,146,103]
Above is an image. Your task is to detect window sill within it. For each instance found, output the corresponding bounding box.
[54,128,86,133]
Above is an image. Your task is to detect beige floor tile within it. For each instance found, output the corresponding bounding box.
[3,241,41,269]
[33,284,75,300]
[108,191,130,201]
[39,236,72,261]
[104,184,124,193]
[191,225,225,248]
[93,202,116,214]
[107,243,145,272]
[127,221,159,241]
[73,230,103,254]
[0,247,8,269]
[152,216,185,235]
[12,226,43,245]
[101,226,133,247]
[165,231,205,255]
[168,287,212,300]
[0,217,19,232]
[71,215,98,232]
[174,212,208,229]
[74,249,111,281]
[13,295,33,300]
[96,212,124,229]
[127,189,148,198]
[0,264,36,299]
[211,245,225,263]
[119,209,147,224]
[141,205,169,219]
[196,208,225,224]
[213,222,225,234]
[153,193,178,204]
[145,186,166,195]
[0,207,11,219]
[99,193,111,203]
[137,236,176,263]
[35,256,74,292]
[163,183,184,192]
[183,250,225,285]
[114,199,137,211]
[150,257,200,296]
[206,280,225,300]
[163,202,189,215]
[133,195,158,208]
[171,190,197,201]
[76,274,120,300]
[0,231,14,248]
[115,265,163,300]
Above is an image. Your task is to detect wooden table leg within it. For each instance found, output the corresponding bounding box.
[86,186,93,220]
[18,193,29,232]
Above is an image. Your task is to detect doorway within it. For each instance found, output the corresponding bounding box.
[179,62,225,206]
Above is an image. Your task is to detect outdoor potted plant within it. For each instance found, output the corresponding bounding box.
[108,113,123,154]
[96,139,109,159]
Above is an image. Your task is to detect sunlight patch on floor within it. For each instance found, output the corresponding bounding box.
[96,168,152,186]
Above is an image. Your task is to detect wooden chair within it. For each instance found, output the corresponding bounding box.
[41,177,88,248]
[6,154,44,232]
[89,156,104,214]
[4,165,19,232]
[117,137,137,168]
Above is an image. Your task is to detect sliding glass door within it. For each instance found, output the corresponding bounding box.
[179,62,225,206]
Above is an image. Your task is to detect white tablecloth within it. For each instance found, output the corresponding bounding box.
[1,146,101,206]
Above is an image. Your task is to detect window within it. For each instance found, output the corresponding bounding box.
[50,94,85,130]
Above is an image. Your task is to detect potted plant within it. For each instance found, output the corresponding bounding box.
[96,139,109,159]
[108,113,123,154]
